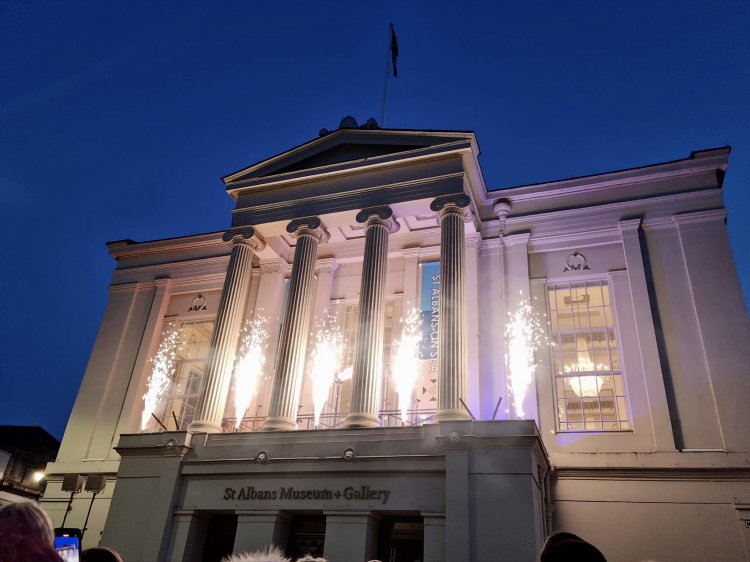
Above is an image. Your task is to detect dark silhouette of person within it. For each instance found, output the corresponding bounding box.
[0,501,62,562]
[539,532,608,562]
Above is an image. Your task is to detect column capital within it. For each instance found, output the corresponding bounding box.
[465,234,483,250]
[431,194,471,221]
[153,276,172,288]
[287,216,330,242]
[503,232,531,247]
[618,218,642,235]
[356,206,401,233]
[401,246,422,260]
[221,226,266,251]
[316,257,339,274]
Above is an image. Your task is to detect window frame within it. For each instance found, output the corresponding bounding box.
[147,316,216,432]
[545,278,632,433]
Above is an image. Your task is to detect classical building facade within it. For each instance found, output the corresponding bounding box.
[42,124,750,562]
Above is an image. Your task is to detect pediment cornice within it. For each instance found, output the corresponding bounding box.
[223,128,480,189]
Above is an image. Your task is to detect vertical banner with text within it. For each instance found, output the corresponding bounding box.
[417,261,440,409]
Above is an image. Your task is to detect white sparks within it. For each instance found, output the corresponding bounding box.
[309,315,343,428]
[233,316,269,427]
[505,296,545,419]
[141,323,179,430]
[392,308,422,421]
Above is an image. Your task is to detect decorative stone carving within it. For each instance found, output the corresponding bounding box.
[188,294,207,312]
[563,251,591,272]
[493,198,512,233]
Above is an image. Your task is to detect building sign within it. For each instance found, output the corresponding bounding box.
[417,261,439,407]
[223,485,391,504]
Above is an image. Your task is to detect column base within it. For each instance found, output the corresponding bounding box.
[434,409,471,423]
[341,413,380,429]
[187,420,223,434]
[259,416,298,432]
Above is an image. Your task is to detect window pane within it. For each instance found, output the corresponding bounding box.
[150,320,215,432]
[548,281,629,432]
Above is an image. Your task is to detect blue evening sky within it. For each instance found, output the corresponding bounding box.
[1,1,748,439]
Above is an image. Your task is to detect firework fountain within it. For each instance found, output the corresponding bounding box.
[505,294,545,419]
[392,308,422,422]
[141,323,180,431]
[232,316,269,427]
[309,315,344,428]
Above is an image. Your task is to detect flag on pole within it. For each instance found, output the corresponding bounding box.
[390,23,399,77]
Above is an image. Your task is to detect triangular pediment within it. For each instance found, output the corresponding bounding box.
[223,128,477,186]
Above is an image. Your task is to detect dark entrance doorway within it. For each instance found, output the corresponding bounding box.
[286,513,326,559]
[377,516,424,562]
[201,514,238,562]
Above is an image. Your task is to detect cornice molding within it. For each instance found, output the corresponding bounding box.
[494,152,727,204]
[465,234,483,250]
[230,172,465,222]
[480,238,501,250]
[503,232,531,247]
[112,254,229,285]
[400,247,422,260]
[225,137,475,192]
[315,257,339,274]
[672,208,727,227]
[554,466,750,481]
[617,218,642,234]
[108,231,226,260]
[259,259,290,276]
[109,282,141,294]
[528,227,621,253]
[501,188,721,227]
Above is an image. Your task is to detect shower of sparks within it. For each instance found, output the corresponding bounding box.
[392,308,422,421]
[141,323,180,430]
[309,315,343,428]
[505,296,546,419]
[232,316,269,427]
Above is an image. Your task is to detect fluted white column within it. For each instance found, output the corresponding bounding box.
[343,206,400,428]
[262,217,328,431]
[189,228,265,434]
[431,195,471,422]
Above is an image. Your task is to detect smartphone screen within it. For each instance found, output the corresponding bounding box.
[54,535,80,562]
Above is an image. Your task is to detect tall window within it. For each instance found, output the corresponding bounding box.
[152,319,215,431]
[334,302,394,421]
[547,281,630,431]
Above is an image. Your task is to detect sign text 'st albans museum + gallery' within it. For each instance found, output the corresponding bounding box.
[41,123,750,562]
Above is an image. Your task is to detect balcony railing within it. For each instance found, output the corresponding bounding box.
[221,408,437,433]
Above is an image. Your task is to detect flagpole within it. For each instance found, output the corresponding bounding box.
[381,27,391,127]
